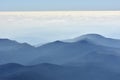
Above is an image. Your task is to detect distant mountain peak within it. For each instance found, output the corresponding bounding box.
[0,38,20,46]
[0,63,23,67]
[79,34,104,39]
[54,40,66,44]
[0,38,9,41]
[73,34,105,41]
[63,34,105,43]
[0,38,14,42]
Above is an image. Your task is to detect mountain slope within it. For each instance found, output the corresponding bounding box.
[0,39,34,52]
[1,34,120,66]
[1,34,120,80]
[63,34,120,48]
[0,63,120,80]
[0,39,39,65]
[31,38,120,66]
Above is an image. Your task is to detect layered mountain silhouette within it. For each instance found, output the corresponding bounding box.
[32,34,120,67]
[0,63,120,80]
[0,39,38,65]
[1,34,120,66]
[0,39,34,51]
[64,34,120,48]
[1,34,120,80]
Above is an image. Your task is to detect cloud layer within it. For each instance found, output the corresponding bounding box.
[0,11,120,45]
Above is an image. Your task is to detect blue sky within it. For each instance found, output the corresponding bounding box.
[0,0,120,11]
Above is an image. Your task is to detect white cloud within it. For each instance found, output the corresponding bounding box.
[0,11,120,45]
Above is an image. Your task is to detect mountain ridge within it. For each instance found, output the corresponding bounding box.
[1,34,120,80]
[0,34,120,66]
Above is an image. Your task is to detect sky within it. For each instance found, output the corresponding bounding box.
[0,11,120,45]
[0,0,120,11]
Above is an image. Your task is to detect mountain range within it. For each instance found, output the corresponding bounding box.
[1,34,120,80]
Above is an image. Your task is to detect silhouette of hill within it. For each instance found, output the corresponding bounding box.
[1,34,120,80]
[0,63,120,80]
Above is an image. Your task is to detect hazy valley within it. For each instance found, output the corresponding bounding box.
[1,34,120,80]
